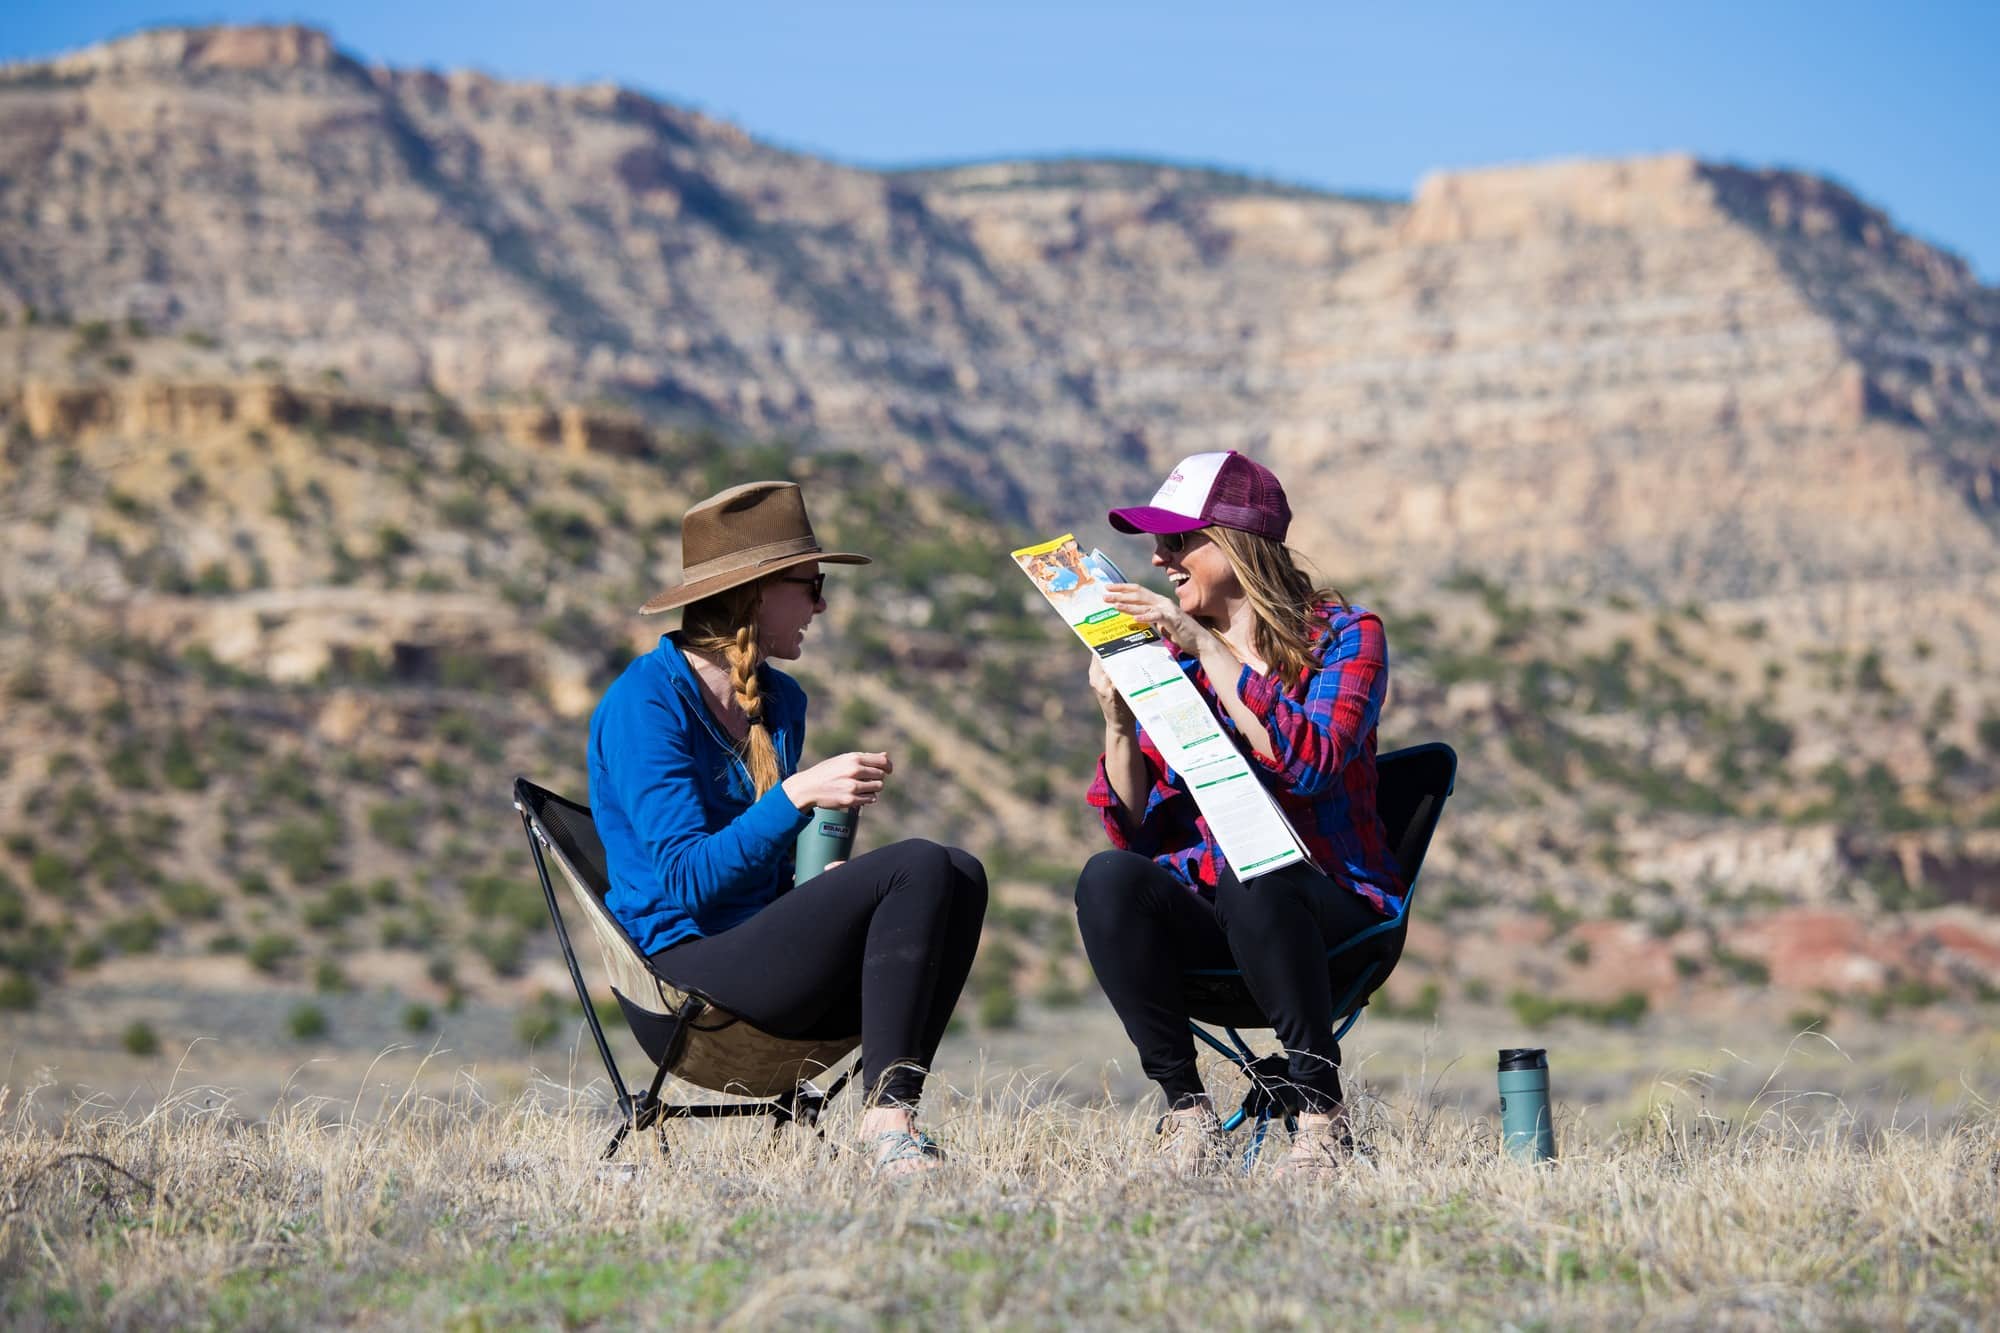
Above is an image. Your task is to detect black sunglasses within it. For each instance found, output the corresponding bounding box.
[1158,531,1201,555]
[779,572,827,601]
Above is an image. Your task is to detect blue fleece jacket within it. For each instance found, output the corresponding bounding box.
[587,633,812,955]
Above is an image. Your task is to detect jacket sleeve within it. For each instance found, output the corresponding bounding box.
[1234,611,1388,799]
[1085,730,1181,856]
[602,689,808,924]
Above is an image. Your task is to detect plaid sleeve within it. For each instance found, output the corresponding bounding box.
[1085,731,1176,855]
[1236,610,1387,799]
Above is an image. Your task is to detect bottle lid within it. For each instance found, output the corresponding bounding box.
[1497,1047,1548,1072]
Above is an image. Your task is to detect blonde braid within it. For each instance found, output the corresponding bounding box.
[681,582,785,796]
[726,623,784,795]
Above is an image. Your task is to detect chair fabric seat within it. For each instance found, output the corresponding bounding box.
[520,779,858,1100]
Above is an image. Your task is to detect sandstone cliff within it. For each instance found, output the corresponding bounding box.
[3,25,1996,606]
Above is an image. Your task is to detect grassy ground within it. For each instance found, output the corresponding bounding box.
[3,1038,1997,1331]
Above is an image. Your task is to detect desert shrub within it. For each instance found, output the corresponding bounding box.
[160,879,222,920]
[473,928,526,977]
[103,913,162,956]
[121,1021,160,1056]
[301,882,365,931]
[70,940,104,970]
[1787,1009,1828,1033]
[368,803,420,851]
[977,982,1019,1030]
[1376,980,1443,1023]
[247,932,298,974]
[0,971,36,1010]
[401,1003,433,1033]
[462,873,547,932]
[286,1004,328,1041]
[1508,989,1648,1029]
[1711,946,1770,986]
[313,958,349,993]
[161,732,207,790]
[515,991,562,1046]
[0,878,24,930]
[105,740,150,790]
[529,507,597,564]
[269,817,341,885]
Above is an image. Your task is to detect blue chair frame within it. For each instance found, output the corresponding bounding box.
[1184,742,1457,1163]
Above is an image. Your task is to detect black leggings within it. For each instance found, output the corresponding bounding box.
[1074,849,1396,1113]
[652,839,987,1107]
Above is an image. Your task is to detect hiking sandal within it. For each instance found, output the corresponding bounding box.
[870,1129,946,1179]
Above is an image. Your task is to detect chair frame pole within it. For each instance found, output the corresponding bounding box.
[518,803,634,1117]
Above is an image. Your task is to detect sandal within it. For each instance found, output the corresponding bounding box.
[870,1129,946,1179]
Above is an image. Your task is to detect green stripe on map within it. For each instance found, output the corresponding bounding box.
[1238,851,1295,872]
[1193,772,1248,790]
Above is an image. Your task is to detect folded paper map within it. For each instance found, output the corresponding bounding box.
[1013,534,1307,878]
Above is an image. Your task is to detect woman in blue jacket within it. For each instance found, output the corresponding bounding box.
[588,480,987,1176]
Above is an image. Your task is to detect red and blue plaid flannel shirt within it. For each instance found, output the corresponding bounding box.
[1085,602,1404,916]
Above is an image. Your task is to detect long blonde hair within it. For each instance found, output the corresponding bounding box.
[679,580,784,796]
[1204,525,1349,696]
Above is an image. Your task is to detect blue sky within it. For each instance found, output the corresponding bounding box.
[7,2,1997,280]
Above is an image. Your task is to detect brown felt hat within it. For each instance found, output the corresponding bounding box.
[638,480,869,615]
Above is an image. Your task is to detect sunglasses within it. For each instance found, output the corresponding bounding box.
[778,572,827,601]
[1158,531,1204,556]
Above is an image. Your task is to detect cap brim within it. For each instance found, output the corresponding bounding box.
[639,549,871,615]
[1107,506,1208,536]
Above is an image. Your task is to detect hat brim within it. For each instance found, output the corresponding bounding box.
[638,549,871,615]
[1107,506,1209,536]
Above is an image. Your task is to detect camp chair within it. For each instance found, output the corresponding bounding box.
[1182,741,1457,1166]
[513,778,862,1159]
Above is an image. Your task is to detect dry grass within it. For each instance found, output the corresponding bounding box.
[2,1045,1996,1331]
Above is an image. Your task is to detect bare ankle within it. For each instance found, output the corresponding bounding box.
[860,1105,916,1139]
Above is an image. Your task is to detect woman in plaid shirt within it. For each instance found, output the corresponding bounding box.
[1075,450,1403,1179]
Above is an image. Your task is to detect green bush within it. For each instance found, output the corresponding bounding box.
[1787,1010,1828,1034]
[977,982,1019,1030]
[366,804,419,851]
[401,1003,433,1033]
[1508,989,1648,1029]
[161,879,221,920]
[1712,946,1771,986]
[313,958,349,993]
[122,1021,160,1056]
[103,913,163,956]
[286,1004,329,1041]
[462,874,547,932]
[302,882,366,931]
[247,932,298,974]
[161,732,207,791]
[473,928,526,977]
[0,971,36,1011]
[516,993,562,1047]
[268,817,341,885]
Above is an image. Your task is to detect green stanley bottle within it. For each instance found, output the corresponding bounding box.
[1498,1048,1555,1162]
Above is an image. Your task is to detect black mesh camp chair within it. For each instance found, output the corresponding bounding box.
[1182,742,1457,1163]
[513,778,862,1159]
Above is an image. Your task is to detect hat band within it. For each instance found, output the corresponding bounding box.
[681,534,823,583]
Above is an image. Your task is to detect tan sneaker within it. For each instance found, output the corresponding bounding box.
[1152,1104,1231,1178]
[1272,1109,1351,1181]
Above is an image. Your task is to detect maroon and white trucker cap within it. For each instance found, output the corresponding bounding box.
[1107,451,1292,542]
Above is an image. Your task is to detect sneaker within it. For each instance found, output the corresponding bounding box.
[1271,1109,1351,1181]
[1152,1104,1231,1178]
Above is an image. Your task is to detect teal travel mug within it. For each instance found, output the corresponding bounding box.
[794,807,858,883]
[1498,1048,1555,1163]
